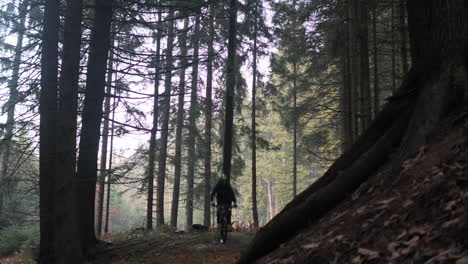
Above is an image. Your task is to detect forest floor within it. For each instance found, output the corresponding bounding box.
[92,229,255,264]
[257,113,468,263]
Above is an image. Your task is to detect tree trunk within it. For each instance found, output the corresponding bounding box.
[203,0,215,227]
[39,0,59,261]
[391,0,397,92]
[105,88,116,233]
[267,180,273,221]
[399,0,468,158]
[222,0,237,182]
[251,3,259,229]
[185,12,201,231]
[75,0,115,253]
[359,0,371,129]
[171,16,188,229]
[341,0,353,150]
[146,6,162,230]
[96,36,114,236]
[0,0,28,216]
[372,4,380,115]
[156,9,175,226]
[292,63,298,198]
[54,0,84,260]
[399,0,409,75]
[350,0,359,139]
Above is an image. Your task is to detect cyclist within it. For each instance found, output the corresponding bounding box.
[210,172,237,229]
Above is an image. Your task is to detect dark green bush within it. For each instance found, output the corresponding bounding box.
[0,224,39,257]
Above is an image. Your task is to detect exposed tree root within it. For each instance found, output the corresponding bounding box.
[237,67,430,263]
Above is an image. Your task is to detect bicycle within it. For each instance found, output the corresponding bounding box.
[212,203,230,244]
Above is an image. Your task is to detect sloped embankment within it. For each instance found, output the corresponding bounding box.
[258,114,468,264]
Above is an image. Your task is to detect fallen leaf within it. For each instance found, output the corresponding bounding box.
[351,255,363,264]
[445,200,459,210]
[301,242,320,250]
[402,236,420,247]
[456,257,468,264]
[329,235,344,243]
[442,218,460,228]
[403,199,414,208]
[396,230,407,240]
[409,226,427,235]
[376,197,396,205]
[358,248,379,259]
[387,242,401,259]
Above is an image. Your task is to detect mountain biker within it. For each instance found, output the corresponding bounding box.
[210,172,237,229]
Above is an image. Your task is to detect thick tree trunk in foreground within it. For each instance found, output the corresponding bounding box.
[239,0,468,262]
[75,0,114,253]
[54,0,84,260]
[39,0,59,262]
[203,0,215,227]
[156,9,175,226]
[185,12,201,231]
[146,7,162,230]
[171,16,188,228]
[222,0,237,181]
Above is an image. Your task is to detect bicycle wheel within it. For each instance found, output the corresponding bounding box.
[219,206,228,244]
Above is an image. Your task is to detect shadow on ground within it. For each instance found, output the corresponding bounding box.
[93,230,255,264]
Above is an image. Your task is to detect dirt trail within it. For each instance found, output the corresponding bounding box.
[92,231,255,264]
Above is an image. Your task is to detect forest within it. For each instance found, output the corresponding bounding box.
[0,0,467,263]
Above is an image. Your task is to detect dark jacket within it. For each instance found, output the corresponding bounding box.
[210,181,237,205]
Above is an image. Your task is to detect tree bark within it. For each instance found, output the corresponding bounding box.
[54,0,84,260]
[222,0,237,182]
[146,6,162,230]
[292,62,298,198]
[171,16,189,229]
[75,0,115,253]
[203,0,215,227]
[156,9,175,226]
[349,0,359,139]
[96,36,114,236]
[105,88,116,233]
[359,0,371,129]
[267,180,273,221]
[341,0,353,150]
[399,0,409,75]
[185,12,201,231]
[372,4,380,115]
[391,0,397,92]
[39,0,59,261]
[251,2,259,229]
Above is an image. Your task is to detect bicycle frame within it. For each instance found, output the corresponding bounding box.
[217,204,230,244]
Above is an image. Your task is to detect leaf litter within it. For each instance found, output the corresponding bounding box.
[258,114,468,263]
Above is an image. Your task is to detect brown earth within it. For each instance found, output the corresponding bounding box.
[257,114,468,264]
[92,230,255,264]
